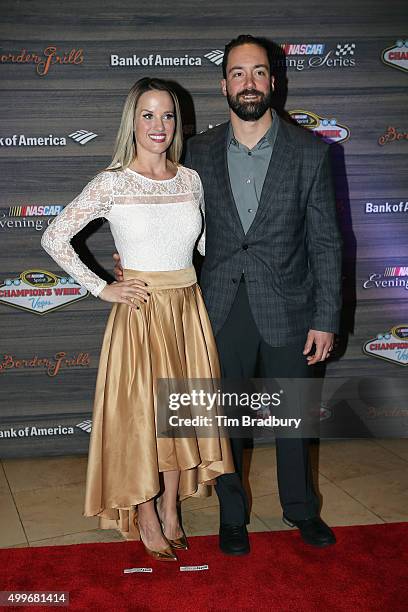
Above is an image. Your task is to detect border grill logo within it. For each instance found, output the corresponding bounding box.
[289,110,350,143]
[69,130,98,145]
[363,326,408,366]
[0,46,83,76]
[0,269,89,315]
[381,40,408,73]
[204,50,224,65]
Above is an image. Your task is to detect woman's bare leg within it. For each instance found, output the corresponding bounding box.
[137,498,169,550]
[157,470,183,539]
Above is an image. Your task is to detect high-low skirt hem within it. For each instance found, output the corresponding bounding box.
[83,266,234,540]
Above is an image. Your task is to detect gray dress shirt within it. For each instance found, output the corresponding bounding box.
[227,109,278,234]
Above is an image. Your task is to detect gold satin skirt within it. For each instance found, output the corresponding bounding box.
[83,266,234,539]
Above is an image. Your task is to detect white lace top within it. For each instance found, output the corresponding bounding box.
[41,165,205,297]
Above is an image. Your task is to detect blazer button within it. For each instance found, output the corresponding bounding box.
[242,243,248,250]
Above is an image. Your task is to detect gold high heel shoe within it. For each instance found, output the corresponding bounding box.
[156,502,189,550]
[164,527,189,551]
[133,512,178,562]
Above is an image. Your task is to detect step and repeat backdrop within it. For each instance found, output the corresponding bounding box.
[0,0,407,456]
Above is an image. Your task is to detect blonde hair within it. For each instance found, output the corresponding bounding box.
[106,78,183,171]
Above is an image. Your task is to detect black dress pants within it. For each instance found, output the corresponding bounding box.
[214,277,319,525]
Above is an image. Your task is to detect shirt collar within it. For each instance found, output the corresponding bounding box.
[228,109,278,151]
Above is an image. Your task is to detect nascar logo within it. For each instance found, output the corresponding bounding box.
[289,109,350,143]
[281,43,325,56]
[381,40,408,73]
[384,266,408,277]
[4,205,64,217]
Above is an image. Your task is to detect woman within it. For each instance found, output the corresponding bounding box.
[41,78,234,561]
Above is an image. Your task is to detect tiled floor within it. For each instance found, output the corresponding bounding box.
[1,439,407,548]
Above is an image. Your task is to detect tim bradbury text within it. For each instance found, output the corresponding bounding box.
[168,415,302,428]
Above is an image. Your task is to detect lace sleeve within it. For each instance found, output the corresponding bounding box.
[41,171,114,297]
[191,170,205,256]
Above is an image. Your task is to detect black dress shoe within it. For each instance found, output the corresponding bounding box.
[219,524,250,556]
[282,515,336,547]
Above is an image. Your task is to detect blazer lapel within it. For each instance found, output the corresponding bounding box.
[212,122,245,238]
[246,117,293,237]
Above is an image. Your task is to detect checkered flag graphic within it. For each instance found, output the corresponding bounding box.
[335,43,356,56]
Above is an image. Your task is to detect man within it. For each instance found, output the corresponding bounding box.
[115,34,342,555]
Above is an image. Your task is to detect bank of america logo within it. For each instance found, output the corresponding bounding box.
[204,50,224,65]
[76,419,92,433]
[68,130,98,145]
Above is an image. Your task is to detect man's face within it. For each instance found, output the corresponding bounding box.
[221,43,274,121]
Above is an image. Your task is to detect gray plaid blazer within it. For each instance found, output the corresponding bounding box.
[184,115,342,346]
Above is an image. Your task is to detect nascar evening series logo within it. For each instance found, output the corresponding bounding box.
[363,325,408,366]
[0,205,64,231]
[365,200,408,214]
[381,40,408,73]
[363,266,408,291]
[204,43,356,71]
[0,130,97,148]
[0,269,89,315]
[277,42,355,70]
[288,110,350,143]
[0,46,84,76]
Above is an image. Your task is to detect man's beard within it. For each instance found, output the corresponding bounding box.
[226,88,272,121]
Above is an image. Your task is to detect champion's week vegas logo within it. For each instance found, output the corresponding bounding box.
[362,265,408,292]
[0,270,89,315]
[363,325,408,366]
[381,40,408,73]
[288,110,350,144]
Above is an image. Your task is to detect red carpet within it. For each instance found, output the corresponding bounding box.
[1,523,407,611]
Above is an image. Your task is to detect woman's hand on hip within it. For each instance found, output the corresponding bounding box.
[99,279,149,309]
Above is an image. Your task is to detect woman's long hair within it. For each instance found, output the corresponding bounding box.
[106,78,183,171]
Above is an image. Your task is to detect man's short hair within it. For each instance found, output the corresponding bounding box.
[222,34,270,79]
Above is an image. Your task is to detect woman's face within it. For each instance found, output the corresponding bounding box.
[134,90,176,157]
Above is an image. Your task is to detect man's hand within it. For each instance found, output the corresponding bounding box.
[113,252,124,282]
[303,330,334,365]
